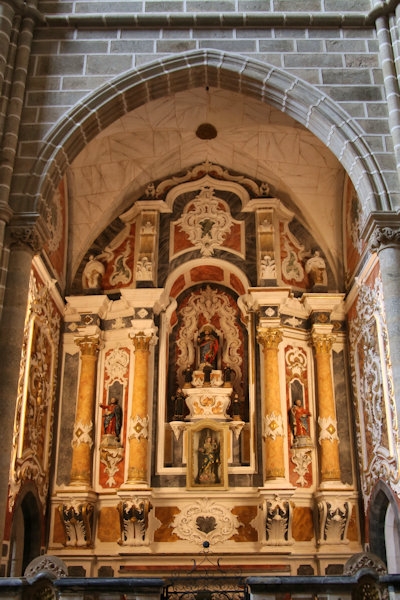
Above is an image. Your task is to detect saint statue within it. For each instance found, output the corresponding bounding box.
[197,325,219,369]
[289,399,312,447]
[82,254,105,291]
[196,431,220,484]
[305,250,328,290]
[99,397,123,442]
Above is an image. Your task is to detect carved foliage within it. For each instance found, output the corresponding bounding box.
[58,502,94,547]
[348,277,400,503]
[172,499,240,545]
[317,499,351,544]
[9,270,60,512]
[118,498,152,545]
[265,496,291,545]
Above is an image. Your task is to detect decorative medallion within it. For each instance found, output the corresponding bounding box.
[172,499,239,545]
[179,187,233,256]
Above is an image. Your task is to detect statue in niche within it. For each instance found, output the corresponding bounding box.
[196,430,221,485]
[82,255,105,291]
[136,256,153,280]
[260,254,276,279]
[289,398,312,447]
[99,397,123,443]
[183,364,193,388]
[171,387,186,421]
[305,249,328,290]
[197,325,219,369]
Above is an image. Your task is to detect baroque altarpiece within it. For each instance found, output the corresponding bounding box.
[9,162,398,577]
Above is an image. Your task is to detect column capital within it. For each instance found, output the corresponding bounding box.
[74,335,100,356]
[311,332,336,353]
[257,327,283,349]
[131,331,154,352]
[362,211,400,253]
[6,213,49,254]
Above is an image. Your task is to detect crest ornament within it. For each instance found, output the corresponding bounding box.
[179,187,233,256]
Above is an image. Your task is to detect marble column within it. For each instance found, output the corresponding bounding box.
[70,336,100,486]
[257,327,285,480]
[126,332,153,486]
[312,331,341,483]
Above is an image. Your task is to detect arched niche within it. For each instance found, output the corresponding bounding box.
[8,490,41,576]
[369,480,400,573]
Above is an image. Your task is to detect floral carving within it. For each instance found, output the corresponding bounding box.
[179,187,233,257]
[172,499,239,545]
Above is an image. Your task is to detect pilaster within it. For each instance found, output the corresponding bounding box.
[363,213,400,427]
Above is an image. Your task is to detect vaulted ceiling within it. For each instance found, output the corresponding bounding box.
[66,87,345,287]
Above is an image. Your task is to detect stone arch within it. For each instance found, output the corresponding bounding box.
[368,480,400,572]
[25,49,389,222]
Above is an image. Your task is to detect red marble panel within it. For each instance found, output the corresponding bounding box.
[223,222,242,253]
[190,265,224,283]
[170,274,186,298]
[230,272,245,295]
[173,223,192,254]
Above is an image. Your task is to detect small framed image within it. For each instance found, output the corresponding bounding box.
[187,420,228,490]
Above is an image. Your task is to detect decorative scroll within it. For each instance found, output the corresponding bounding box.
[265,496,291,545]
[118,498,152,545]
[100,445,124,487]
[317,499,351,545]
[58,502,94,547]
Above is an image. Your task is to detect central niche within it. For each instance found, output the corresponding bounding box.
[164,284,250,469]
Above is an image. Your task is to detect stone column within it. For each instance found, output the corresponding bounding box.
[70,336,100,486]
[312,330,341,483]
[0,222,45,562]
[257,327,285,481]
[367,220,400,426]
[126,332,153,486]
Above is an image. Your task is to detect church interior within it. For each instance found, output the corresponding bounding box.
[0,1,400,597]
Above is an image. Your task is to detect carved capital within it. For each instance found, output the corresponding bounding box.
[6,212,50,253]
[311,333,335,354]
[361,211,400,253]
[75,335,100,356]
[132,331,153,352]
[369,225,400,252]
[257,327,283,349]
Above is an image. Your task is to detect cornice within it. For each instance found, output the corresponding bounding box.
[41,12,373,30]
